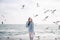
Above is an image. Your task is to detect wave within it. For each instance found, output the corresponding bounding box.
[0,29,18,32]
[0,29,28,37]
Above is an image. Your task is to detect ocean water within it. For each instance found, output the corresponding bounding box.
[0,24,59,37]
[0,24,28,37]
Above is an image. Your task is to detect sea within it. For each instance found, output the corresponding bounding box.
[0,24,60,38]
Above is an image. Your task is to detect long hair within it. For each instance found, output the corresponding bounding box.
[28,17,32,26]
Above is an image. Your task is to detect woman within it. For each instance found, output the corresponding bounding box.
[26,17,35,40]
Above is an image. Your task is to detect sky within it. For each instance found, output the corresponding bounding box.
[0,0,60,24]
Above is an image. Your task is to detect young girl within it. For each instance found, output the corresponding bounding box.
[26,17,35,40]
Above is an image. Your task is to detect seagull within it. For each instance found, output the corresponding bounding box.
[51,9,56,14]
[43,16,49,20]
[44,10,49,13]
[21,5,25,9]
[53,21,60,24]
[1,21,3,24]
[37,3,40,7]
[34,14,38,17]
[58,25,60,29]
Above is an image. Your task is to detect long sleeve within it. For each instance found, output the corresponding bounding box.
[26,21,34,32]
[29,22,34,32]
[26,22,28,27]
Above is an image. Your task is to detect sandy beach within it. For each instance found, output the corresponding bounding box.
[0,33,60,40]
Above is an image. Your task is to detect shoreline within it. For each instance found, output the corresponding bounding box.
[0,33,60,40]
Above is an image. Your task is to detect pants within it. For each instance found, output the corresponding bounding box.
[29,32,35,40]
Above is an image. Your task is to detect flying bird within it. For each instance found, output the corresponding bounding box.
[21,5,25,9]
[53,21,60,24]
[1,21,3,24]
[58,25,60,29]
[44,10,49,13]
[43,16,49,21]
[34,14,38,17]
[37,3,40,7]
[51,9,56,14]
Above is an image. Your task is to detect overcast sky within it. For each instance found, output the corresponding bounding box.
[0,0,60,24]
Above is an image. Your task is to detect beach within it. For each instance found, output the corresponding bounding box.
[0,0,60,40]
[0,33,60,40]
[0,24,60,40]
